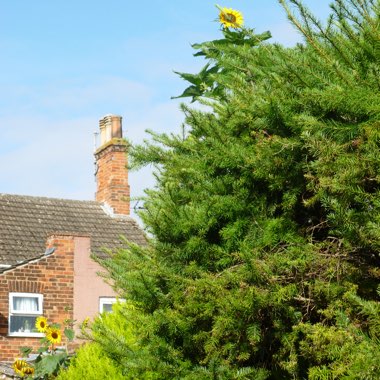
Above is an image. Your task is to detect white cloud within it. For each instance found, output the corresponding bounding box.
[0,115,95,199]
[0,82,186,221]
[38,77,153,110]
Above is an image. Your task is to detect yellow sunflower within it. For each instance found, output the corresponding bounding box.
[13,359,27,376]
[82,317,90,327]
[22,366,35,377]
[219,7,244,29]
[35,316,48,333]
[46,327,62,344]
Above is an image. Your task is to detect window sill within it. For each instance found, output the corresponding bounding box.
[8,332,44,338]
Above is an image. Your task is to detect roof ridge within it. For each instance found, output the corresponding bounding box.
[0,193,99,204]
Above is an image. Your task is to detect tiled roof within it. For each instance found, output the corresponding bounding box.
[0,193,146,268]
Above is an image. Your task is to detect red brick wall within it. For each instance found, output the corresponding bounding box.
[0,235,75,361]
[95,139,130,215]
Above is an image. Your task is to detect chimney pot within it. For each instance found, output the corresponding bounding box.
[99,114,123,146]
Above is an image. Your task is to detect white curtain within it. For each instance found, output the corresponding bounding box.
[13,296,38,312]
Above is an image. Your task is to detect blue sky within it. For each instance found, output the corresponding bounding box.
[0,1,331,221]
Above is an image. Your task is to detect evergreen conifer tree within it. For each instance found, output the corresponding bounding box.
[68,1,380,378]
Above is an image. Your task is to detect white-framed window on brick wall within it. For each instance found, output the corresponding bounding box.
[8,292,44,337]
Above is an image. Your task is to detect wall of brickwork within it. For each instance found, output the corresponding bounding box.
[95,139,130,216]
[0,235,76,361]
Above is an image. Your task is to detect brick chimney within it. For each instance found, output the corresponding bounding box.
[95,115,130,216]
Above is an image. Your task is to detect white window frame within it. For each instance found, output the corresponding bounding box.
[99,297,121,313]
[8,292,44,337]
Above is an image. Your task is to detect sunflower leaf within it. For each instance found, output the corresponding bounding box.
[171,85,203,101]
[19,346,32,357]
[173,71,203,86]
[64,327,75,341]
[38,346,50,353]
[34,352,67,377]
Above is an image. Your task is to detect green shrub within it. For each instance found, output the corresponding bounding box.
[56,342,124,380]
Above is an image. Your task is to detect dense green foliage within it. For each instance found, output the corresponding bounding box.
[56,342,124,380]
[66,1,380,378]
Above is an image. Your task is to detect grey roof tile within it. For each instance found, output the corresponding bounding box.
[0,193,147,267]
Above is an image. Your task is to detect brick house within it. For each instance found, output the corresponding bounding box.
[0,115,146,361]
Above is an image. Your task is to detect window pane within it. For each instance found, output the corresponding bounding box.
[9,316,38,334]
[102,303,113,313]
[13,297,39,312]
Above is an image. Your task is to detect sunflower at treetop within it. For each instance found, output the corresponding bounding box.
[13,359,28,376]
[219,7,243,29]
[35,316,48,333]
[46,327,62,344]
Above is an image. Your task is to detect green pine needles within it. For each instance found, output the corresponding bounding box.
[64,1,380,379]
